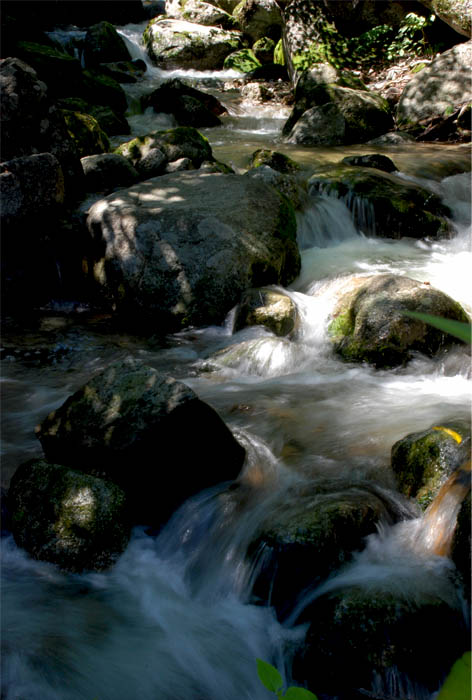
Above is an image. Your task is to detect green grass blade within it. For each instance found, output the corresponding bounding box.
[436,651,471,700]
[404,312,472,344]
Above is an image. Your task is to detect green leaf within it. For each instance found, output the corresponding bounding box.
[436,652,471,700]
[404,312,472,344]
[284,686,319,700]
[256,659,284,693]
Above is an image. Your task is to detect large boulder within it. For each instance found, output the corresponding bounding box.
[143,18,243,70]
[0,153,64,226]
[165,0,237,29]
[391,422,471,509]
[61,110,110,158]
[418,0,471,37]
[327,274,470,368]
[283,84,393,146]
[142,79,227,127]
[233,0,283,43]
[308,164,453,239]
[249,481,405,617]
[293,586,469,697]
[86,170,300,330]
[397,41,472,127]
[114,126,213,177]
[81,153,139,193]
[36,358,246,527]
[8,459,130,572]
[83,21,132,68]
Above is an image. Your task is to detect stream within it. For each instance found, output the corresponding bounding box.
[1,20,471,700]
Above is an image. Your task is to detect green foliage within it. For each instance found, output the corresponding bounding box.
[404,312,472,344]
[437,652,471,700]
[256,659,318,700]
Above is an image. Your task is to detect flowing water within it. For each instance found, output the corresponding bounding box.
[2,21,471,700]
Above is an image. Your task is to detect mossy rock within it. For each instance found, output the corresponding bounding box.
[56,98,130,136]
[250,149,301,174]
[391,422,471,509]
[80,70,128,115]
[83,21,131,68]
[341,153,397,173]
[9,459,130,572]
[294,586,470,696]
[15,41,83,97]
[115,126,213,170]
[328,274,470,368]
[233,287,298,337]
[223,48,262,73]
[61,110,110,158]
[308,164,453,239]
[273,38,284,65]
[252,36,276,64]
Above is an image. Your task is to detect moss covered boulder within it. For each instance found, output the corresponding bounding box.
[391,422,471,509]
[252,36,276,64]
[9,459,130,572]
[308,164,453,239]
[86,170,300,330]
[249,481,404,616]
[166,0,237,29]
[328,274,470,368]
[293,586,469,697]
[115,126,213,176]
[284,84,393,146]
[61,110,110,158]
[81,153,138,193]
[233,287,299,337]
[36,358,246,528]
[83,21,132,68]
[15,41,83,98]
[143,18,243,70]
[250,149,301,174]
[223,48,262,73]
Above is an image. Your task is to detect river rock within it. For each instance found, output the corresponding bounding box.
[250,149,301,174]
[308,164,452,239]
[391,422,471,509]
[36,358,246,527]
[8,459,130,572]
[115,126,213,176]
[81,154,139,193]
[397,41,472,127]
[83,21,132,68]
[165,0,237,29]
[341,154,397,173]
[252,37,276,64]
[451,490,471,601]
[284,84,393,146]
[233,287,298,337]
[233,0,282,43]
[86,170,300,330]
[293,586,469,697]
[417,0,471,37]
[142,79,226,127]
[328,274,470,368]
[244,164,307,210]
[61,110,110,159]
[15,41,84,99]
[224,48,262,73]
[249,481,407,617]
[1,153,65,225]
[143,18,243,70]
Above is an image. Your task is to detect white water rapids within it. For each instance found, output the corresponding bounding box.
[2,20,471,700]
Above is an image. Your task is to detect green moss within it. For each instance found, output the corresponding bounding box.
[250,149,300,174]
[328,310,354,339]
[62,110,110,158]
[223,48,261,72]
[274,38,284,66]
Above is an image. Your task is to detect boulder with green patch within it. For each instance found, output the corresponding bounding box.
[83,21,132,68]
[391,422,471,509]
[9,459,131,572]
[233,287,299,337]
[308,164,452,239]
[233,0,282,43]
[250,149,301,174]
[223,48,261,72]
[328,274,470,368]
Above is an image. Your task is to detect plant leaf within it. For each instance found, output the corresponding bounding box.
[404,312,472,344]
[284,686,319,700]
[436,651,471,700]
[256,659,284,693]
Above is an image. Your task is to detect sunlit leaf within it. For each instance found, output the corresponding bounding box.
[284,686,319,700]
[436,651,471,700]
[404,311,472,344]
[256,659,283,693]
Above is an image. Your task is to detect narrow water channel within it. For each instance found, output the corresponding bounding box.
[1,19,471,700]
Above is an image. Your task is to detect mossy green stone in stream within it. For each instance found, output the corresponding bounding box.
[391,422,471,509]
[252,37,276,64]
[250,149,300,174]
[274,38,284,65]
[115,127,213,168]
[61,110,110,158]
[223,48,261,73]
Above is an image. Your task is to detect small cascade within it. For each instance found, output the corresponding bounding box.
[296,194,362,250]
[415,460,471,557]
